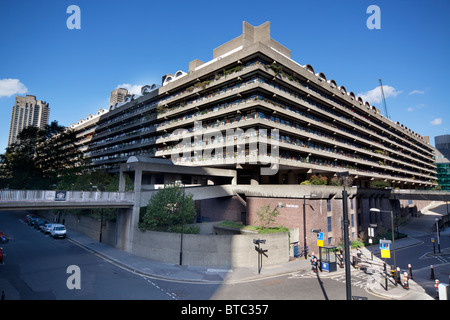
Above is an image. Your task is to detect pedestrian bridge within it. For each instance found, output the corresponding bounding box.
[0,189,134,211]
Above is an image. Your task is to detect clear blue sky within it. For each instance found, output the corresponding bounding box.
[1,0,449,153]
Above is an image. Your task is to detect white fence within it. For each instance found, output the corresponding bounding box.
[0,189,134,203]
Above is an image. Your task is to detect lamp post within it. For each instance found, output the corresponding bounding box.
[435,218,441,254]
[176,181,186,266]
[337,170,351,300]
[302,194,316,260]
[369,208,397,273]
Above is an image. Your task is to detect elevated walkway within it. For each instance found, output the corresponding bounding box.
[0,189,134,210]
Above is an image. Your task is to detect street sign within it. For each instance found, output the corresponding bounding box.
[317,232,324,247]
[380,240,391,259]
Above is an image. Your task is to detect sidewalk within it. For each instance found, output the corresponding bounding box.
[66,206,450,300]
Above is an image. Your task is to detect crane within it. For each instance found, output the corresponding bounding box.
[379,79,390,119]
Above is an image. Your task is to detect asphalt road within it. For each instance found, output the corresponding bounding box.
[0,210,386,301]
[0,210,181,300]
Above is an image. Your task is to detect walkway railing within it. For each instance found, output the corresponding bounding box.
[0,189,134,203]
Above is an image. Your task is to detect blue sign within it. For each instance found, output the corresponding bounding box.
[380,242,390,250]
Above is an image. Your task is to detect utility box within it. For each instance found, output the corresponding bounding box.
[438,283,449,300]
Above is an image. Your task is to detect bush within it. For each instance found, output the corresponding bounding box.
[139,183,197,232]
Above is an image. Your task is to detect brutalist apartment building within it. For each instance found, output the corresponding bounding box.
[73,22,437,249]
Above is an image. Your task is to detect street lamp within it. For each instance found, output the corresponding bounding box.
[302,194,316,260]
[175,181,186,265]
[435,218,441,254]
[369,208,397,274]
[336,170,351,300]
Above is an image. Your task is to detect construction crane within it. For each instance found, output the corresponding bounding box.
[379,79,390,119]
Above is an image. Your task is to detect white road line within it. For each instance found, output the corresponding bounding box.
[141,275,178,300]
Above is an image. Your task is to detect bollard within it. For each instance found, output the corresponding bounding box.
[310,252,315,265]
[312,258,318,273]
[403,272,409,290]
[435,279,440,299]
[430,265,435,280]
[408,264,413,279]
[395,267,402,286]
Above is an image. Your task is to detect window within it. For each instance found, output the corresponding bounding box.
[327,199,331,211]
[327,217,332,232]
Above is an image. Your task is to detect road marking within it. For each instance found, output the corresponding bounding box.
[141,275,178,300]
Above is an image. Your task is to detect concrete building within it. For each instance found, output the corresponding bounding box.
[64,21,439,253]
[110,88,130,107]
[87,21,436,190]
[8,95,50,145]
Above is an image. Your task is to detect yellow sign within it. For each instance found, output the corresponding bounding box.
[381,249,390,259]
[317,233,324,247]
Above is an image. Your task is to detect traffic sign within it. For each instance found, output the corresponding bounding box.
[380,240,391,259]
[317,232,324,247]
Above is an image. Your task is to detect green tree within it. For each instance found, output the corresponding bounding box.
[255,204,280,229]
[139,183,197,232]
[0,121,86,189]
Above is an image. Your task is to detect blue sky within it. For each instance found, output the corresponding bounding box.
[0,0,449,153]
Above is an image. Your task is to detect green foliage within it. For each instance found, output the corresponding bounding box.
[370,180,391,189]
[217,221,289,234]
[56,170,133,192]
[300,174,328,185]
[255,204,280,229]
[0,121,85,189]
[139,183,197,232]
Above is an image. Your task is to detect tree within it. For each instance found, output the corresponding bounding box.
[0,121,86,189]
[255,204,280,229]
[139,183,197,232]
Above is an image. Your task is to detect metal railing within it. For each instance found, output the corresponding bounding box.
[0,189,134,203]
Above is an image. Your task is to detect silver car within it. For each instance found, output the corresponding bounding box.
[42,223,53,234]
[50,224,66,239]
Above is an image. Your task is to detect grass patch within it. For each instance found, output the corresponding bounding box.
[217,221,289,234]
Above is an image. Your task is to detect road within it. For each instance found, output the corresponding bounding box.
[0,210,179,299]
[0,210,385,301]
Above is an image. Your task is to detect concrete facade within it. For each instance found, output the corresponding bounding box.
[8,95,50,146]
[74,21,435,190]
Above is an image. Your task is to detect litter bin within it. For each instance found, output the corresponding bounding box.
[320,246,337,272]
[293,242,299,258]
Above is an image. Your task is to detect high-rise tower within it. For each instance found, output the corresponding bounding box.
[8,95,50,146]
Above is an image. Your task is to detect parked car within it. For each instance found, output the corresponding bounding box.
[42,223,53,234]
[25,214,35,223]
[50,224,66,239]
[35,220,48,230]
[29,217,40,226]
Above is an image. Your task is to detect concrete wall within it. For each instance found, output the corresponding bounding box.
[37,210,289,268]
[130,228,289,268]
[39,210,117,247]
